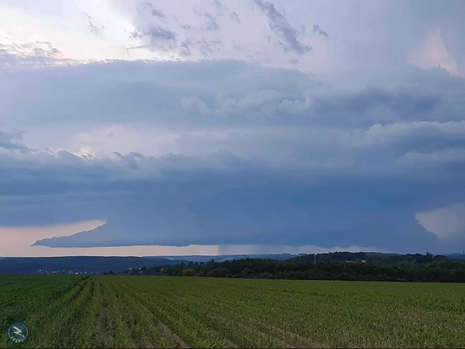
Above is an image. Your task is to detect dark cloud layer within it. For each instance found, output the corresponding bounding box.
[0,130,28,151]
[32,179,443,253]
[0,60,464,253]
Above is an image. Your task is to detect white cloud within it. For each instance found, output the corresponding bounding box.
[407,28,460,76]
[416,203,465,239]
[0,0,463,74]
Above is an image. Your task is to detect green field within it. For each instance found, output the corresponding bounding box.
[1,275,464,348]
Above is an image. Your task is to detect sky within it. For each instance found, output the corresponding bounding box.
[1,0,465,257]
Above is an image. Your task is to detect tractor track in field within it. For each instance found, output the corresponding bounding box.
[268,326,330,348]
[108,279,189,348]
[121,282,293,348]
[156,320,190,349]
[117,282,246,348]
[149,286,307,348]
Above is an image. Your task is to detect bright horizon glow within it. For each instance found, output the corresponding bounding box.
[0,221,382,257]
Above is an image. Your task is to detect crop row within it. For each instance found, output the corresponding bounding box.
[1,275,465,348]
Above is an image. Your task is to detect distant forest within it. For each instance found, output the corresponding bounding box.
[120,252,465,283]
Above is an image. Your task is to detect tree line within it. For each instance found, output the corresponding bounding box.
[121,252,465,283]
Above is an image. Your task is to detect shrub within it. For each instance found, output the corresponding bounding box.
[182,268,196,277]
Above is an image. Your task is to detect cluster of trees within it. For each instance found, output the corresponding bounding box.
[288,251,441,265]
[134,253,465,283]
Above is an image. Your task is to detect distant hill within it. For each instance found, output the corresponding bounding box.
[159,254,295,263]
[1,252,463,275]
[0,256,178,274]
[446,253,465,260]
[0,254,295,274]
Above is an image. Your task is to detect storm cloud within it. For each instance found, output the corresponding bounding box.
[0,60,463,254]
[1,0,465,256]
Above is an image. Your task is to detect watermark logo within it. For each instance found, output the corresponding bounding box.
[7,321,30,345]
